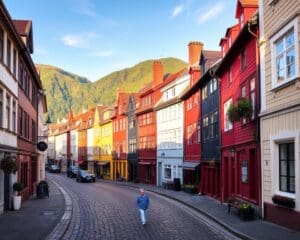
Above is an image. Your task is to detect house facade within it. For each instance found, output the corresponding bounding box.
[126,94,139,182]
[112,91,130,180]
[99,107,114,179]
[217,0,260,206]
[136,61,163,185]
[180,42,202,191]
[155,70,188,187]
[0,2,20,213]
[12,16,44,203]
[181,42,222,197]
[259,0,300,230]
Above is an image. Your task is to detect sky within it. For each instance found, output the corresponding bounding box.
[4,0,237,82]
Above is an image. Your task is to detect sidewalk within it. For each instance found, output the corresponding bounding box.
[0,179,65,240]
[105,180,300,240]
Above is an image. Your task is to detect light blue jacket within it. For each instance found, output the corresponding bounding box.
[136,194,149,210]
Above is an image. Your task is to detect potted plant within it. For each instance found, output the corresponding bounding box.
[272,194,295,209]
[37,180,49,198]
[227,103,240,122]
[12,182,24,210]
[239,203,254,221]
[183,185,197,194]
[0,156,18,174]
[236,97,253,119]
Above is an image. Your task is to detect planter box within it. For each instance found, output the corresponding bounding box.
[239,207,254,221]
[272,195,295,209]
[183,186,197,194]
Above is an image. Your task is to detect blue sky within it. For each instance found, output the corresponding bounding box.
[4,0,236,82]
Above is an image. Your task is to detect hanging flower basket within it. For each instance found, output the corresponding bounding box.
[272,194,295,209]
[227,98,253,122]
[0,156,18,174]
[237,97,253,119]
[227,103,240,122]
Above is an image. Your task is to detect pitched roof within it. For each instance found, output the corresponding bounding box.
[201,50,222,70]
[239,0,258,6]
[13,19,32,36]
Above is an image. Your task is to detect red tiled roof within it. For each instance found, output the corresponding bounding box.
[239,0,258,6]
[202,50,222,70]
[13,19,31,36]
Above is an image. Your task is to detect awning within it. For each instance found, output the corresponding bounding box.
[97,161,109,166]
[178,162,200,170]
[76,160,84,164]
[138,161,151,165]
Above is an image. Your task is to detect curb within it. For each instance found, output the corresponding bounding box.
[103,180,255,240]
[45,180,73,240]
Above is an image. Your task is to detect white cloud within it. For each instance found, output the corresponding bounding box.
[61,32,98,48]
[197,2,224,24]
[171,5,184,18]
[89,50,114,57]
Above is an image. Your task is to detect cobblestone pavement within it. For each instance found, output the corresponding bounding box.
[48,174,240,240]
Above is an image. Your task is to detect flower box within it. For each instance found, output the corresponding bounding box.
[239,204,254,221]
[272,194,295,209]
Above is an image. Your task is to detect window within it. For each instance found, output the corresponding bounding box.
[202,116,209,140]
[250,78,255,119]
[228,68,232,84]
[0,89,2,127]
[241,160,248,183]
[240,13,244,27]
[241,48,246,70]
[171,87,175,97]
[187,125,192,145]
[202,86,207,100]
[197,121,201,143]
[13,48,17,76]
[0,27,4,61]
[7,39,11,70]
[19,60,23,86]
[271,18,299,88]
[279,143,295,193]
[164,164,171,179]
[6,94,10,130]
[241,85,247,124]
[224,99,233,132]
[129,138,136,153]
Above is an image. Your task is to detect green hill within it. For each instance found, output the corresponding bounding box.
[38,57,187,121]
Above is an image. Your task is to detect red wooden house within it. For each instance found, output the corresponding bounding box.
[112,90,130,180]
[136,61,163,185]
[216,0,260,205]
[179,42,202,189]
[181,42,222,197]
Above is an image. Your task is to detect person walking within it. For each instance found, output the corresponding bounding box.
[136,188,149,225]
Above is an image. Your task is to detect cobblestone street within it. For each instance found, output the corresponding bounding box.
[48,174,239,240]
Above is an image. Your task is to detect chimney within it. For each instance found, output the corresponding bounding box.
[188,41,203,65]
[153,61,163,87]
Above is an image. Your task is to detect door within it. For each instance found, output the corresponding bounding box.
[158,162,162,186]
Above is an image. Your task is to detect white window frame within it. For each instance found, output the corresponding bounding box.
[224,98,233,132]
[270,17,299,89]
[270,131,299,209]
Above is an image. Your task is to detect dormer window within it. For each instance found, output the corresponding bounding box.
[240,13,244,27]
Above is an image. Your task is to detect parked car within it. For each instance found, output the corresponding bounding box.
[48,165,61,173]
[45,163,52,171]
[67,166,79,178]
[76,170,95,183]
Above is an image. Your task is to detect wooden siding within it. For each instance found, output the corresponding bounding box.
[261,108,300,207]
[262,0,300,112]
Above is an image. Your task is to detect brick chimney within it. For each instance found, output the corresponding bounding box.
[188,41,203,65]
[153,61,163,87]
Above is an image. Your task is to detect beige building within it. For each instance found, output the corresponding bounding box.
[259,0,300,230]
